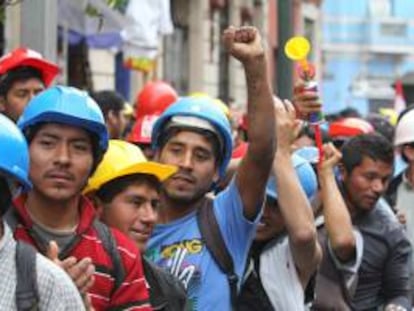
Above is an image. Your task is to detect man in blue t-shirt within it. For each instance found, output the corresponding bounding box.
[146,26,275,310]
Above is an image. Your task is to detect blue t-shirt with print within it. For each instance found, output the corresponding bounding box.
[146,179,262,311]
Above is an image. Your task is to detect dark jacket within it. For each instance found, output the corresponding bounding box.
[351,203,411,309]
[313,201,411,310]
[143,258,190,311]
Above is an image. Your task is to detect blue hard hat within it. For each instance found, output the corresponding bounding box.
[294,146,319,164]
[151,96,233,178]
[17,86,108,153]
[266,153,317,201]
[0,114,31,191]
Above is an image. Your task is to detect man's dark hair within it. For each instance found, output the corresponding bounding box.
[0,176,12,216]
[95,173,161,204]
[297,123,331,144]
[339,107,361,119]
[0,66,44,97]
[91,90,125,119]
[341,133,394,173]
[365,114,395,143]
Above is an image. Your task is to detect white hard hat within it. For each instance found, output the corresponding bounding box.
[394,108,414,146]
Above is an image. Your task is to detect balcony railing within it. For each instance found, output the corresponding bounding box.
[323,16,414,54]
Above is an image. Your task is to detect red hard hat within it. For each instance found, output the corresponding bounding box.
[127,114,160,144]
[0,47,59,86]
[329,117,374,138]
[135,81,178,118]
[232,141,248,159]
[238,113,248,131]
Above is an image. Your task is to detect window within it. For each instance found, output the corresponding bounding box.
[163,0,190,94]
[163,27,189,95]
[304,18,315,61]
[218,3,230,102]
[380,22,406,37]
[369,99,393,113]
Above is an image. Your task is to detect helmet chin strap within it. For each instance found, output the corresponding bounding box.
[0,177,12,217]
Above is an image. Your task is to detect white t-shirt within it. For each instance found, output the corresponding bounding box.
[260,237,305,311]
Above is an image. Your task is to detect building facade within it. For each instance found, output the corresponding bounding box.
[3,0,323,111]
[321,0,414,115]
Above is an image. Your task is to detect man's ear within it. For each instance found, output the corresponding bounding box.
[107,110,118,126]
[212,167,220,184]
[337,163,346,181]
[86,193,104,217]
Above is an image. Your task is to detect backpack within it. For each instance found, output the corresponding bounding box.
[196,198,273,311]
[5,208,125,307]
[15,241,39,311]
[92,219,125,295]
[142,257,190,310]
[310,226,353,310]
[235,260,274,311]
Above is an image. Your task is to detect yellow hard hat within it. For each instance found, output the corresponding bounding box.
[379,108,398,126]
[84,140,177,194]
[122,102,134,117]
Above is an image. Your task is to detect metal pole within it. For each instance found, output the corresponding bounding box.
[62,21,69,85]
[20,0,57,62]
[276,0,293,100]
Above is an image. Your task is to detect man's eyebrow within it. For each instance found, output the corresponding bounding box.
[70,137,91,143]
[36,132,90,144]
[36,132,59,140]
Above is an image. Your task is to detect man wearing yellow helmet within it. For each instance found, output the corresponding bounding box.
[85,140,189,310]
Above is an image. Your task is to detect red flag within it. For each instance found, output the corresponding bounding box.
[394,79,406,115]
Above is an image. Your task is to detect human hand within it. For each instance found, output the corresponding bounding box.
[318,143,342,174]
[274,96,301,152]
[293,80,322,120]
[222,26,264,64]
[396,209,406,225]
[83,293,96,311]
[47,241,95,294]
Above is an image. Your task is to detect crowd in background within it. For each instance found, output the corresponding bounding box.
[1,25,414,311]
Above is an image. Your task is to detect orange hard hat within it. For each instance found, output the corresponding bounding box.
[128,114,160,144]
[0,47,59,86]
[329,117,374,138]
[135,81,178,118]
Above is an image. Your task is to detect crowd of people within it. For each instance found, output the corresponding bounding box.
[0,25,413,311]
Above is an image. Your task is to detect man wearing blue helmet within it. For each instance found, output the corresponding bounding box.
[146,26,275,310]
[0,114,85,310]
[7,86,152,310]
[237,99,321,310]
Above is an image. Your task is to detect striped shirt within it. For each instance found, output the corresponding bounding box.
[0,221,85,310]
[12,195,152,311]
